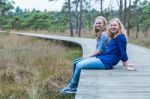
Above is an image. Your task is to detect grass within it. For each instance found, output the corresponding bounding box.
[0,32,82,99]
[128,29,150,48]
[11,29,150,49]
[0,31,9,38]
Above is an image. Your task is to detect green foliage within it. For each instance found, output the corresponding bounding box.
[0,0,14,16]
[0,0,150,34]
[142,2,150,24]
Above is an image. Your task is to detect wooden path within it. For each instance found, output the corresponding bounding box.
[12,32,150,99]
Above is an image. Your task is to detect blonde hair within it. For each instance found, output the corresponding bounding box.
[93,16,107,39]
[108,18,127,39]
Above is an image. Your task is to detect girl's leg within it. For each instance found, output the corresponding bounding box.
[71,57,105,86]
[60,57,104,94]
[72,57,87,76]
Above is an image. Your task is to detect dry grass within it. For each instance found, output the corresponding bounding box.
[10,29,95,38]
[12,29,150,48]
[0,33,81,99]
[11,28,150,50]
[128,29,150,48]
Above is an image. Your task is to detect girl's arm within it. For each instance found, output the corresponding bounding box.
[83,50,101,58]
[117,34,136,71]
[83,33,108,58]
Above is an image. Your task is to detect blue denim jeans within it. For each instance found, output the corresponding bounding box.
[71,57,106,86]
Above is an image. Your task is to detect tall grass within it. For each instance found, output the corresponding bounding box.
[128,30,150,48]
[16,29,150,49]
[0,33,81,99]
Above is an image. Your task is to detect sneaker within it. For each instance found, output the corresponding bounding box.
[60,85,77,94]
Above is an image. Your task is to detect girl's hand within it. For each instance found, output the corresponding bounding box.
[126,64,137,71]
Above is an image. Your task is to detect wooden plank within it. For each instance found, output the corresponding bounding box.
[76,43,150,99]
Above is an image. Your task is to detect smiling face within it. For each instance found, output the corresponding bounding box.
[109,20,120,34]
[95,19,104,30]
[108,18,127,39]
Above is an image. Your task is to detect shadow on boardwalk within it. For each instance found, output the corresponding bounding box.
[12,32,150,99]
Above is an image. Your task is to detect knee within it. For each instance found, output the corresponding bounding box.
[73,58,81,62]
[73,61,77,69]
[76,62,84,70]
[73,61,77,66]
[73,59,77,63]
[73,59,79,65]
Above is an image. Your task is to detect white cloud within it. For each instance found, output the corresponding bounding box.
[11,0,65,11]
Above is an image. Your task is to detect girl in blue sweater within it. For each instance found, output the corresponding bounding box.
[60,18,135,94]
[97,18,135,70]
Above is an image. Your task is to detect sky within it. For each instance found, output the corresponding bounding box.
[10,0,109,12]
[11,0,65,11]
[10,0,130,12]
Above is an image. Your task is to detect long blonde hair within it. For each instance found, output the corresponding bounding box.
[93,16,107,39]
[108,18,127,39]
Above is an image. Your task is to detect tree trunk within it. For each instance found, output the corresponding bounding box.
[78,0,82,37]
[127,0,131,36]
[135,4,139,39]
[100,0,103,15]
[124,0,127,27]
[136,15,139,39]
[68,0,73,37]
[88,11,91,31]
[75,0,79,34]
[88,0,91,30]
[119,0,123,21]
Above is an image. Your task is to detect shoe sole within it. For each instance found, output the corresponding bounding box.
[60,91,76,94]
[65,91,76,94]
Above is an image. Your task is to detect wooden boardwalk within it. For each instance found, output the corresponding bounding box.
[12,32,150,99]
[76,43,150,99]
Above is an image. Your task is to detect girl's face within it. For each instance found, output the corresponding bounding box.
[95,19,104,30]
[109,20,120,33]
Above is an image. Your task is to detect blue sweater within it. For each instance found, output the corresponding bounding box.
[96,34,128,69]
[96,32,108,52]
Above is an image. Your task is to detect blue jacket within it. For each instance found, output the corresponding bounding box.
[96,34,128,69]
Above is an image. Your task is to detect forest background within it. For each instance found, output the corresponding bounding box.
[0,0,150,41]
